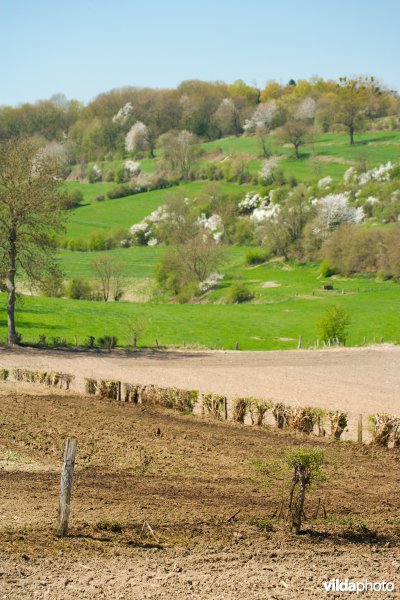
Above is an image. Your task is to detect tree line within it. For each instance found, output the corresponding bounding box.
[1,77,399,162]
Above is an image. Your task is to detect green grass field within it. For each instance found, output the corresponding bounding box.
[202,130,400,181]
[63,181,253,241]
[3,259,400,350]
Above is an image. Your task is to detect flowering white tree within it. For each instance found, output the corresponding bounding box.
[243,101,278,157]
[243,101,278,133]
[294,97,316,121]
[358,161,393,185]
[238,192,269,214]
[197,213,224,242]
[112,102,133,124]
[313,192,364,239]
[250,203,280,223]
[260,156,281,181]
[124,160,141,178]
[125,121,149,155]
[317,176,333,190]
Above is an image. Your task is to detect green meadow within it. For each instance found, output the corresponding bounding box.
[2,257,400,350]
[3,130,400,351]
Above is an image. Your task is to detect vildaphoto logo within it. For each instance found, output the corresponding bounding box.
[323,579,395,594]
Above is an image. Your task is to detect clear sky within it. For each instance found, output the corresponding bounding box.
[1,0,399,106]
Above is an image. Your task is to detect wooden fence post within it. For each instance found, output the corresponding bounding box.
[235,341,239,351]
[357,414,363,444]
[57,438,77,537]
[298,336,302,349]
[224,397,228,421]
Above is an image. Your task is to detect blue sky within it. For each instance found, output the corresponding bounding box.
[1,0,399,106]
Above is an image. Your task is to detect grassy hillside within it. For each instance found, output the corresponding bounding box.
[3,260,400,349]
[203,130,400,181]
[63,181,254,241]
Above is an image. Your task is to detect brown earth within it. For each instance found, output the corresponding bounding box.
[1,344,400,440]
[0,385,399,599]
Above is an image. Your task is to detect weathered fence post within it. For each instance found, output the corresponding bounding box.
[357,414,363,444]
[235,341,239,351]
[297,336,302,349]
[224,397,228,421]
[363,336,366,345]
[57,438,77,537]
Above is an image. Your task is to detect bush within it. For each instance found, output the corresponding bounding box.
[226,281,254,304]
[88,165,102,183]
[107,184,139,199]
[96,194,105,202]
[39,271,65,297]
[96,519,122,533]
[318,304,351,343]
[63,188,84,210]
[319,259,335,278]
[66,277,92,300]
[245,248,268,265]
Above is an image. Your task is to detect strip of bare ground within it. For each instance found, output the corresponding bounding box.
[1,344,399,439]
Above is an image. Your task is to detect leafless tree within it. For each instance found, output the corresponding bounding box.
[91,255,125,301]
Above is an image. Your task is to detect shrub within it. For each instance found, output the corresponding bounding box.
[39,271,65,297]
[319,259,335,278]
[245,248,268,265]
[99,379,120,399]
[88,165,102,183]
[248,398,273,426]
[232,398,248,423]
[202,393,226,419]
[63,188,84,209]
[84,378,98,395]
[272,403,293,429]
[107,184,144,199]
[291,406,318,434]
[0,368,9,381]
[226,281,254,304]
[66,277,92,300]
[367,413,396,447]
[318,304,351,344]
[97,336,117,350]
[285,448,325,534]
[96,194,105,202]
[329,410,348,440]
[96,519,122,533]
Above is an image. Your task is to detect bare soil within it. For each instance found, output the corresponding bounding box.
[1,344,399,439]
[0,384,399,599]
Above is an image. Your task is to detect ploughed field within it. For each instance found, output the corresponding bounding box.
[0,379,399,599]
[1,344,400,440]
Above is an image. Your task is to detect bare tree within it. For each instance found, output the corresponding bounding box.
[91,255,125,301]
[0,137,65,344]
[160,130,200,180]
[128,314,149,348]
[214,98,241,137]
[278,119,312,159]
